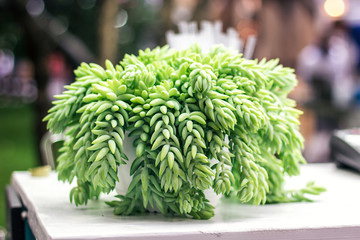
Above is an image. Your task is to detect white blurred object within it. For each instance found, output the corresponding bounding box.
[166,21,256,58]
[40,132,66,169]
[0,227,5,240]
[0,49,14,78]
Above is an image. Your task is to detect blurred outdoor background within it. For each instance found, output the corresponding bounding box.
[1,0,360,228]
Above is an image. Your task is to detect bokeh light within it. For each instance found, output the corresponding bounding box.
[324,0,347,18]
[26,0,45,17]
[77,0,96,10]
[114,9,128,28]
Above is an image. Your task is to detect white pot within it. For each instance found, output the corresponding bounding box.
[115,133,137,196]
[115,134,222,207]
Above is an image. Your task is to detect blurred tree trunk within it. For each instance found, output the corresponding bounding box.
[219,0,235,32]
[10,0,96,166]
[10,0,54,166]
[255,0,316,68]
[161,0,175,42]
[98,0,119,65]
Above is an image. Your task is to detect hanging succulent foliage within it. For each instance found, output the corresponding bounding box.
[44,45,325,219]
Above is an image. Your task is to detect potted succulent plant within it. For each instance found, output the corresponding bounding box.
[44,45,325,219]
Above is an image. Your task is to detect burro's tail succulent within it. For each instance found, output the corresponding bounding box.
[44,45,325,219]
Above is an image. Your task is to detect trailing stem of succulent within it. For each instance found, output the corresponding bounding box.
[44,45,325,219]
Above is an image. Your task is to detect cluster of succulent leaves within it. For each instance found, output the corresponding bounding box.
[44,45,325,219]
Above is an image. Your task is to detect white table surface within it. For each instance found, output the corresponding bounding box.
[11,163,360,240]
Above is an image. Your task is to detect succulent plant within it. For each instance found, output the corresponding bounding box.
[44,45,325,219]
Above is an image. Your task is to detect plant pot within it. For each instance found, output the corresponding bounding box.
[115,133,137,196]
[115,133,222,208]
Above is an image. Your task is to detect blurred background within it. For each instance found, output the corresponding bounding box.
[1,0,360,228]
